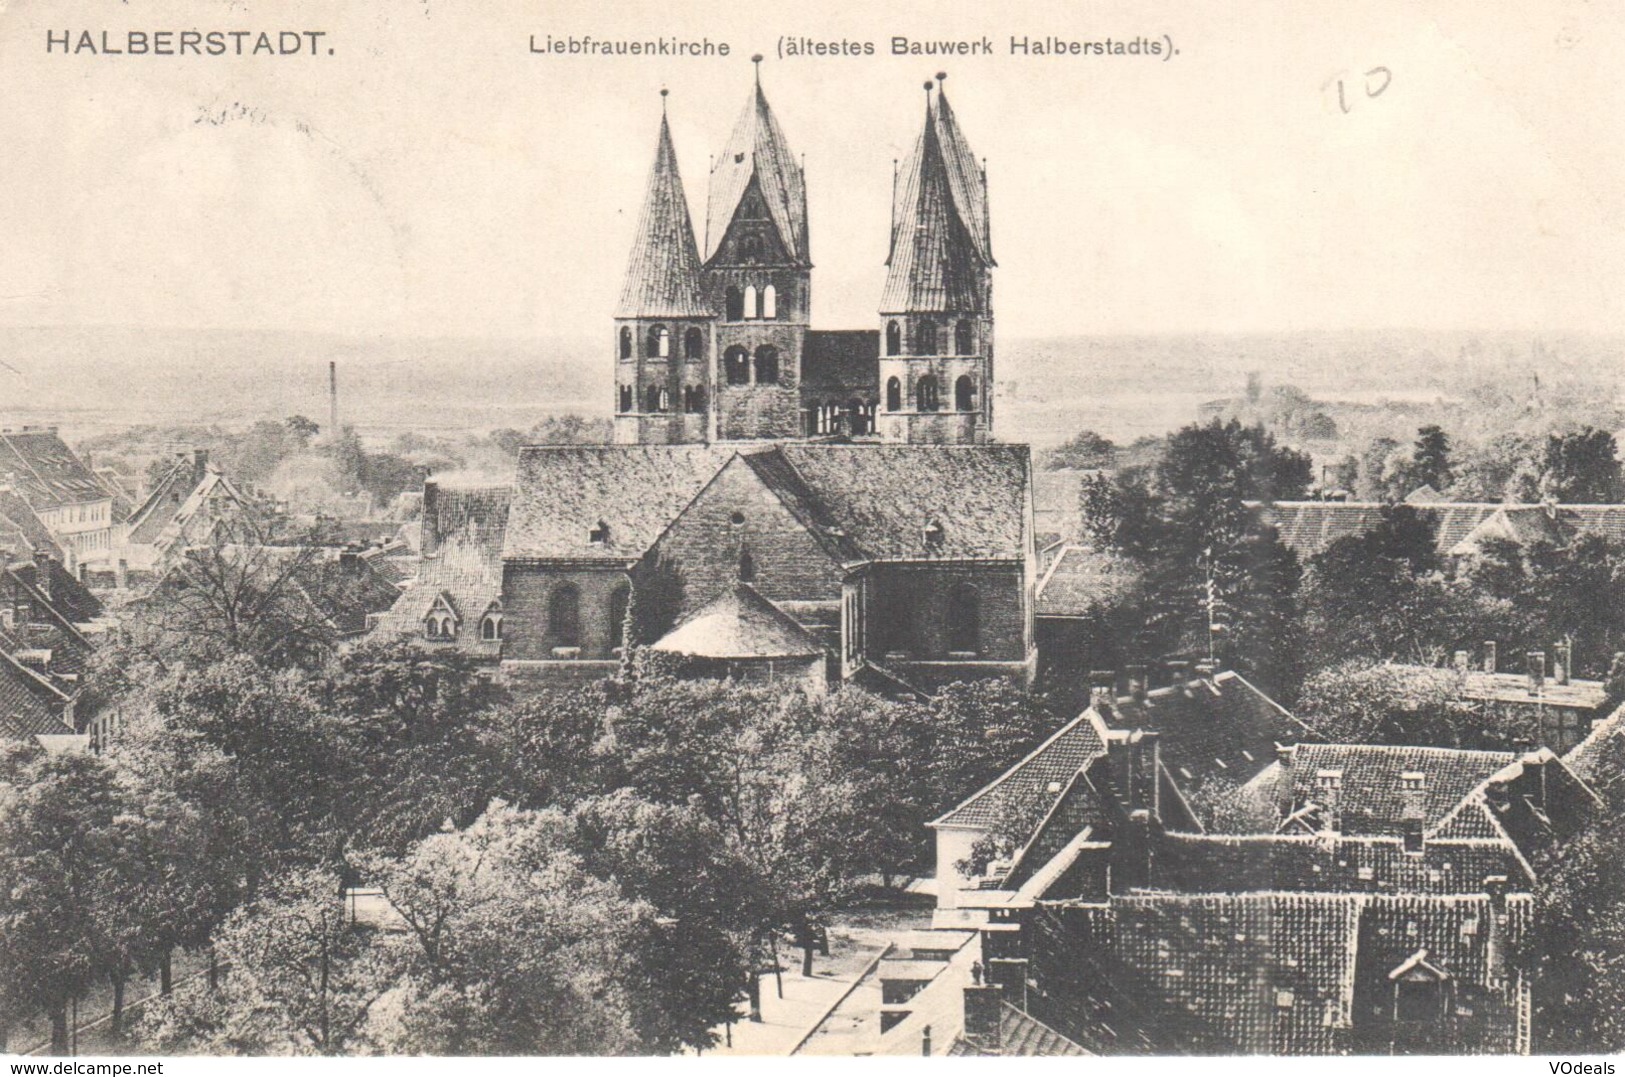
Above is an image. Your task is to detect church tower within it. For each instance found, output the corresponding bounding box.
[877,75,995,445]
[700,58,811,441]
[614,92,715,445]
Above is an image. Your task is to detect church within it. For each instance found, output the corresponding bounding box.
[392,65,1037,694]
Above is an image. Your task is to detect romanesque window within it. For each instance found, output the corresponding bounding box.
[646,385,662,412]
[619,385,634,413]
[725,287,744,321]
[955,374,976,412]
[647,325,670,358]
[683,386,706,413]
[609,584,630,650]
[424,609,456,641]
[738,545,756,582]
[658,387,671,412]
[549,584,581,648]
[917,374,941,412]
[754,346,780,384]
[684,326,704,360]
[847,399,873,435]
[762,284,777,319]
[725,347,751,385]
[886,321,901,357]
[886,376,902,412]
[743,286,758,320]
[480,604,503,641]
[948,584,980,654]
[955,319,974,355]
[917,319,939,355]
[619,327,633,359]
[815,401,840,434]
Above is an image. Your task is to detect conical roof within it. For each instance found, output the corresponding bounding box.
[881,83,993,314]
[650,583,823,659]
[617,110,711,319]
[704,74,809,265]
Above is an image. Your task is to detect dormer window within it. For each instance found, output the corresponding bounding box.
[923,520,945,551]
[424,611,455,641]
[479,603,503,641]
[589,520,610,545]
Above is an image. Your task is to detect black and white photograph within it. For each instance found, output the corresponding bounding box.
[1,0,1623,1064]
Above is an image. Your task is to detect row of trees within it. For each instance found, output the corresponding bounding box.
[1338,425,1623,504]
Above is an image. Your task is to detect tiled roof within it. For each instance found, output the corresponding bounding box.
[124,456,205,544]
[704,78,808,264]
[650,583,823,659]
[1562,701,1625,800]
[504,446,729,561]
[1035,545,1139,617]
[8,560,102,625]
[0,429,108,510]
[616,112,711,319]
[932,711,1110,830]
[424,483,510,557]
[1104,672,1317,785]
[1147,831,1531,894]
[948,1003,1090,1056]
[370,539,501,655]
[1044,891,1531,1055]
[775,444,1030,562]
[0,488,63,562]
[1447,505,1570,556]
[504,444,1031,566]
[880,87,992,314]
[0,649,71,741]
[1281,744,1517,836]
[1002,765,1116,889]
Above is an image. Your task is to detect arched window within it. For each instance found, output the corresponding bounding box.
[885,321,901,357]
[424,610,455,641]
[725,346,752,385]
[480,603,503,642]
[917,374,940,412]
[754,346,780,384]
[658,387,671,412]
[689,386,707,413]
[815,401,840,435]
[619,385,634,413]
[619,327,633,360]
[917,319,939,356]
[847,399,872,435]
[743,286,758,320]
[725,287,744,321]
[646,385,662,412]
[948,584,980,654]
[647,325,670,358]
[684,327,704,360]
[955,319,974,355]
[955,375,976,412]
[762,285,777,319]
[609,584,630,651]
[549,584,581,648]
[886,376,902,412]
[738,544,756,582]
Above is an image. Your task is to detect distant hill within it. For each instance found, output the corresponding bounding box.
[1,325,1618,448]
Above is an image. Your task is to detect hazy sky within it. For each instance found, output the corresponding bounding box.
[1,0,1621,340]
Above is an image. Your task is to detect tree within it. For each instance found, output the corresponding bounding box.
[527,414,612,445]
[139,869,391,1055]
[285,414,321,445]
[1541,427,1622,503]
[1045,429,1117,470]
[1412,425,1452,491]
[1531,812,1625,1052]
[1294,660,1492,748]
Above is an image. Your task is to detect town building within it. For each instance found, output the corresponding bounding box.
[0,427,118,570]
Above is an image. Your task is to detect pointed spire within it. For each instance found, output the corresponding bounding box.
[617,100,710,319]
[703,62,809,265]
[881,76,994,315]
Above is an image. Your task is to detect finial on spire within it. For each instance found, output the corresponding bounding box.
[660,87,669,114]
[752,53,763,85]
[924,79,934,94]
[936,71,948,83]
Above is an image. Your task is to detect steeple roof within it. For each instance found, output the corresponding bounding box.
[617,107,711,319]
[881,81,994,314]
[704,68,809,265]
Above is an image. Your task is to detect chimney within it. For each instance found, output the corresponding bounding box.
[1453,650,1470,673]
[1484,640,1497,674]
[1314,768,1343,833]
[1162,657,1191,685]
[1553,640,1572,686]
[421,479,440,556]
[1520,753,1548,812]
[1126,663,1149,702]
[1088,670,1116,715]
[962,983,1003,1054]
[1527,651,1545,696]
[1400,771,1426,852]
[191,448,209,485]
[1194,660,1217,680]
[329,360,340,438]
[32,549,51,604]
[1483,874,1509,986]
